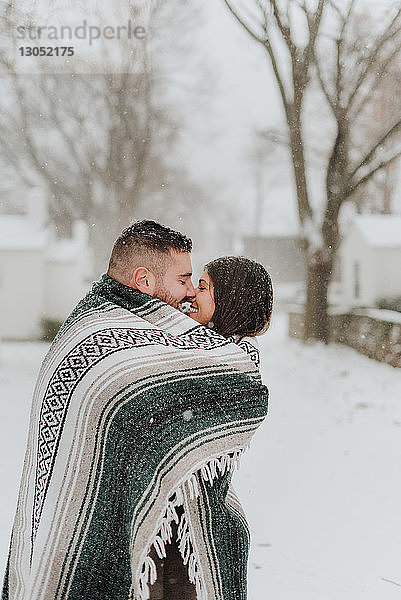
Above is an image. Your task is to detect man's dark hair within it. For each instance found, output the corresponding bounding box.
[206,256,273,338]
[107,220,192,284]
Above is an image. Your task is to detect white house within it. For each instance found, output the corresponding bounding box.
[340,214,401,307]
[0,195,91,340]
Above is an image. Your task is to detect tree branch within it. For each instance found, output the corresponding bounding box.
[346,8,401,109]
[302,0,326,75]
[348,118,401,180]
[223,0,267,44]
[223,0,291,113]
[314,53,336,112]
[349,41,401,118]
[270,0,296,53]
[346,151,401,197]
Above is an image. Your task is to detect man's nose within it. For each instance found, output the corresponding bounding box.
[186,281,195,299]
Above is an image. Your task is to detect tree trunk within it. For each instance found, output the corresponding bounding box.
[303,251,333,343]
[288,109,312,227]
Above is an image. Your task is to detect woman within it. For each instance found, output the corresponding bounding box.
[188,256,273,363]
[151,257,273,600]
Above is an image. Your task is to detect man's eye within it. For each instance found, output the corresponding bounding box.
[180,280,186,285]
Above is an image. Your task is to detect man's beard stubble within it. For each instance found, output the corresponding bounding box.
[153,282,181,310]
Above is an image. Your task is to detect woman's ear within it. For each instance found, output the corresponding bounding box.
[129,267,156,295]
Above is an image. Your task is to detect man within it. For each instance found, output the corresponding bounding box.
[108,221,197,599]
[3,220,268,600]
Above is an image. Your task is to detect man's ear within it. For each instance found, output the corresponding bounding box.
[129,267,156,295]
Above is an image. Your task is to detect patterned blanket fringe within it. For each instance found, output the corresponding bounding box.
[137,447,245,600]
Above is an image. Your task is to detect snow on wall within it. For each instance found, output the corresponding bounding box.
[0,249,45,339]
[0,214,90,339]
[353,215,401,248]
[340,219,401,306]
[0,215,47,251]
[44,260,89,322]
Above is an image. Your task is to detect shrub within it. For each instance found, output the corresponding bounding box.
[41,317,63,342]
[376,296,401,313]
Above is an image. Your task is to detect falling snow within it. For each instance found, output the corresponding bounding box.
[1,313,401,599]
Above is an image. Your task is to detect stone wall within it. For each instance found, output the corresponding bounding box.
[288,308,401,368]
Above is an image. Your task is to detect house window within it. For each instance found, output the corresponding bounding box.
[354,261,360,299]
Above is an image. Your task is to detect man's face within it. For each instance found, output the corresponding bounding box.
[153,250,195,309]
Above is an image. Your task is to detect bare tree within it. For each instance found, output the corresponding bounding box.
[349,38,401,215]
[224,0,401,342]
[0,0,208,274]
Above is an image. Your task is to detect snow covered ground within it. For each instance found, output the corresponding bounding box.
[0,341,49,576]
[235,313,401,599]
[1,314,400,598]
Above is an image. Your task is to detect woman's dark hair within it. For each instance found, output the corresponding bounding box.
[205,256,273,338]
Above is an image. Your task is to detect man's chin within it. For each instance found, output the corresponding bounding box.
[153,289,181,310]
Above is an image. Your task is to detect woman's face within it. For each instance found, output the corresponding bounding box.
[188,270,215,325]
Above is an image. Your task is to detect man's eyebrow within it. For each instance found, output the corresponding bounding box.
[179,272,192,278]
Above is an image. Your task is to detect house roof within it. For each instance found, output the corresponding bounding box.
[353,215,401,248]
[0,215,47,251]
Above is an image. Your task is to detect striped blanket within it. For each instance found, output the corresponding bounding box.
[3,274,269,600]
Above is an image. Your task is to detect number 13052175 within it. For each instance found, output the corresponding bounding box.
[19,47,74,56]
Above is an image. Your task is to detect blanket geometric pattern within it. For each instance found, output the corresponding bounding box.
[3,274,269,600]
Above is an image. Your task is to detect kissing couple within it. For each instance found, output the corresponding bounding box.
[4,220,273,600]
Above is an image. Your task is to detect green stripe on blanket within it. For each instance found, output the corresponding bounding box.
[3,274,269,600]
